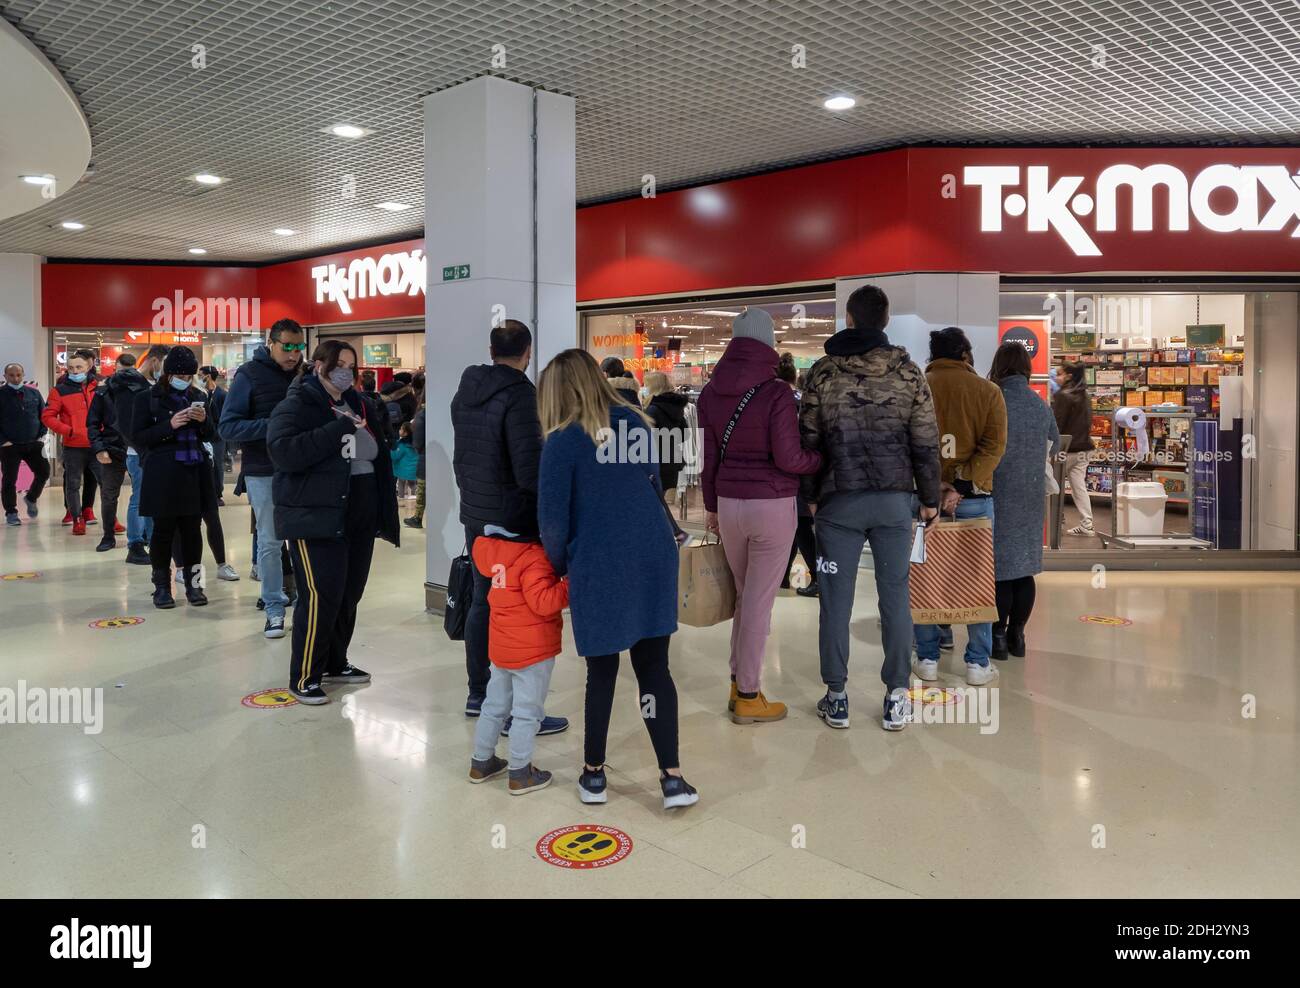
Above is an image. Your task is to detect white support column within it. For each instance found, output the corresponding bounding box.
[0,253,44,386]
[421,77,577,599]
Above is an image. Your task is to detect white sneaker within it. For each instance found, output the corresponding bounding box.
[966,662,998,686]
[914,659,939,682]
[217,563,240,581]
[1067,522,1095,536]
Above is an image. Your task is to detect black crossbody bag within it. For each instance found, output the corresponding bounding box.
[717,381,769,464]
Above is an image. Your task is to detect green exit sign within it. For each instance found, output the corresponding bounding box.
[442,264,471,281]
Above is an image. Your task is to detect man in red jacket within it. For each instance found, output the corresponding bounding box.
[42,349,99,536]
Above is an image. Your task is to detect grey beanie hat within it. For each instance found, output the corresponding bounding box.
[731,307,776,348]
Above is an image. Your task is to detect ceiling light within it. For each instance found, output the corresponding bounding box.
[193,173,224,186]
[273,228,296,236]
[327,124,371,139]
[21,174,54,186]
[374,201,412,212]
[60,221,85,231]
[699,310,740,317]
[188,247,207,255]
[824,95,856,111]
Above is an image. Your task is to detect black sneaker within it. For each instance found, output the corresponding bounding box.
[465,694,484,717]
[468,754,508,784]
[322,664,370,684]
[508,763,552,795]
[95,534,115,552]
[883,690,913,732]
[125,542,151,565]
[263,615,286,639]
[500,715,569,737]
[796,582,820,598]
[992,629,1009,661]
[403,517,422,529]
[290,684,329,705]
[23,497,38,519]
[816,691,850,729]
[660,773,699,810]
[578,766,608,804]
[255,597,266,611]
[5,512,18,527]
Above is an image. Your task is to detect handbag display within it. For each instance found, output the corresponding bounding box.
[444,543,474,641]
[909,514,998,625]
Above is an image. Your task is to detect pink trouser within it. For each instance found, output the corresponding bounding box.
[717,495,797,693]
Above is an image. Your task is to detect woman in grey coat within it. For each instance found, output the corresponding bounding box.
[988,342,1060,660]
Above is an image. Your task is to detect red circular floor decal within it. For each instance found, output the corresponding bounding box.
[1078,614,1132,627]
[241,689,299,709]
[1,571,41,581]
[89,616,145,629]
[536,824,633,869]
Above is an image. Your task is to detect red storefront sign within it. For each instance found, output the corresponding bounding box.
[41,147,1300,330]
[998,317,1050,376]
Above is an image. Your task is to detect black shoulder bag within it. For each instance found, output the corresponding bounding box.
[444,542,474,641]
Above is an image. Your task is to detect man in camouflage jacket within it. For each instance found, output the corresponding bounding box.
[797,285,941,733]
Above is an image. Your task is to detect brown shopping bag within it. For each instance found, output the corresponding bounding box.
[909,516,998,625]
[678,534,736,627]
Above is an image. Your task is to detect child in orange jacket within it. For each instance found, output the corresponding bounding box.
[468,525,568,795]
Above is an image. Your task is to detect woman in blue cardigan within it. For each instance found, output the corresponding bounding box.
[537,349,698,810]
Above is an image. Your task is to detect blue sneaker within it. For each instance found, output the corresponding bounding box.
[883,690,912,731]
[501,715,569,737]
[465,694,484,717]
[817,691,849,729]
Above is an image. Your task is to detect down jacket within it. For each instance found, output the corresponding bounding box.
[471,535,568,668]
[799,327,942,509]
[42,376,98,449]
[451,363,543,537]
[697,337,821,512]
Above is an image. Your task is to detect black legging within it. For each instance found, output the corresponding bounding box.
[995,576,1037,634]
[171,505,227,567]
[152,514,202,575]
[784,513,818,586]
[584,635,679,771]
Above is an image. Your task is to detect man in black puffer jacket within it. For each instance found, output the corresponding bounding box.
[87,352,152,556]
[450,320,565,735]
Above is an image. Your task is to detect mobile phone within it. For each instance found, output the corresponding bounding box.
[190,401,205,411]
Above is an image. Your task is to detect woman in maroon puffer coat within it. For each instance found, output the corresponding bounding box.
[698,309,821,726]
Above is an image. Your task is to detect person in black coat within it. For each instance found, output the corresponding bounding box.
[267,339,399,705]
[86,353,148,553]
[643,371,690,495]
[130,346,215,608]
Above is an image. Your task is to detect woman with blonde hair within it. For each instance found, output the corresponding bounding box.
[537,349,698,810]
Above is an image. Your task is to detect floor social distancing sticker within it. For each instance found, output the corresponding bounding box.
[241,689,298,709]
[536,824,633,869]
[1078,614,1133,627]
[1,572,41,581]
[89,617,145,629]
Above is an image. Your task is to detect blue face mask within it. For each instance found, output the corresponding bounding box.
[170,377,192,392]
[68,372,87,384]
[5,382,22,390]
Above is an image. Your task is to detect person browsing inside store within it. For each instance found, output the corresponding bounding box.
[266,340,399,705]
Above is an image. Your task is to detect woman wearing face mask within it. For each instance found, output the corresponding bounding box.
[129,347,215,608]
[42,348,100,536]
[267,340,400,705]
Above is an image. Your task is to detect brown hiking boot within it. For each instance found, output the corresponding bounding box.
[731,693,788,724]
[728,680,738,712]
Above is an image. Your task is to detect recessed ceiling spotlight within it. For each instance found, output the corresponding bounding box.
[188,247,208,255]
[326,124,372,139]
[823,95,856,111]
[60,221,85,231]
[193,173,224,185]
[21,174,54,186]
[374,201,412,212]
[273,228,296,236]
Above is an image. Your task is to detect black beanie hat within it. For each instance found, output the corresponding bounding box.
[163,346,199,376]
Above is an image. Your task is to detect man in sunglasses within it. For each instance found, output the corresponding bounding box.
[219,319,306,639]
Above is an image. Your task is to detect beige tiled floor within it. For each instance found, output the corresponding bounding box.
[1,489,1298,898]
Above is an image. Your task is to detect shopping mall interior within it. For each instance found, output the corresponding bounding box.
[1,0,1299,924]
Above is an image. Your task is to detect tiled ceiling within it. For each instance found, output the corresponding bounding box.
[2,0,1299,262]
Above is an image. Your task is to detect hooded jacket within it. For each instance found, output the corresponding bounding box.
[799,327,942,508]
[609,376,641,407]
[697,337,821,511]
[87,367,150,460]
[266,374,400,545]
[42,375,98,449]
[471,535,568,668]
[451,363,542,536]
[219,346,300,478]
[1051,381,1095,453]
[925,357,1008,495]
[645,390,690,492]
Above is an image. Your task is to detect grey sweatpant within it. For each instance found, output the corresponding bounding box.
[473,658,556,770]
[814,490,915,694]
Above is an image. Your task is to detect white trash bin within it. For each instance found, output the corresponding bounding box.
[1115,481,1167,536]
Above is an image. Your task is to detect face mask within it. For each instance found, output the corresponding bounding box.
[152,370,162,382]
[327,367,355,392]
[6,382,22,390]
[68,372,87,384]
[170,377,192,392]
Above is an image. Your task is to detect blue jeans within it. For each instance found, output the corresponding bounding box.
[915,496,994,666]
[245,475,287,620]
[125,452,153,545]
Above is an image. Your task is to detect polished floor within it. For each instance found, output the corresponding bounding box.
[2,484,1298,898]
